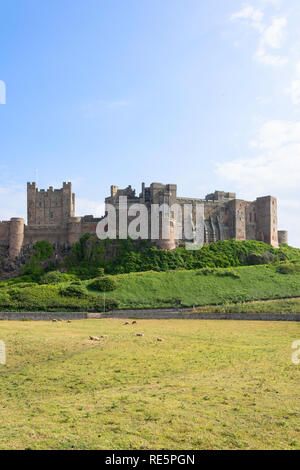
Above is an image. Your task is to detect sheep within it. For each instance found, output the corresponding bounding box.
[132,321,137,324]
[136,333,144,337]
[157,338,164,342]
[101,335,108,338]
[52,319,57,322]
[89,336,100,341]
[124,322,130,325]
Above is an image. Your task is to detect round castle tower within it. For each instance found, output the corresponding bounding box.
[67,217,82,245]
[278,230,288,245]
[157,216,176,250]
[9,218,25,259]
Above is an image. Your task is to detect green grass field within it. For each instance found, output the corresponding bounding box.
[0,319,299,449]
[1,264,300,312]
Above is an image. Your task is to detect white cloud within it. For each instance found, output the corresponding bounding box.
[216,119,300,246]
[230,5,288,67]
[230,6,264,27]
[217,120,300,189]
[76,198,105,217]
[262,16,286,48]
[286,61,300,104]
[254,16,288,65]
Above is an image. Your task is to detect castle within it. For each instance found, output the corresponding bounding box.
[0,181,288,259]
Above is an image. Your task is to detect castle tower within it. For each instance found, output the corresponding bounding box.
[27,182,37,226]
[67,217,82,245]
[27,182,75,226]
[9,218,25,258]
[278,230,288,245]
[255,196,279,247]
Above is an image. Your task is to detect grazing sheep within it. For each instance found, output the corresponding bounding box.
[101,335,108,338]
[89,336,100,341]
[67,320,72,323]
[124,322,130,325]
[136,333,144,337]
[132,321,137,324]
[52,319,57,322]
[157,338,164,342]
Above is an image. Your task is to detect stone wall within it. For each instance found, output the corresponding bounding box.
[0,310,299,322]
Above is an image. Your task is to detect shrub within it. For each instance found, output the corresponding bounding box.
[33,241,54,261]
[59,285,87,298]
[196,267,217,276]
[91,298,119,311]
[0,293,11,305]
[22,256,45,281]
[196,267,240,279]
[89,276,118,292]
[276,263,300,274]
[40,271,64,284]
[215,269,241,279]
[95,267,105,277]
[8,289,34,304]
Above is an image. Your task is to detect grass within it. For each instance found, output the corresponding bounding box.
[193,298,300,314]
[1,264,300,311]
[94,265,300,309]
[0,319,299,450]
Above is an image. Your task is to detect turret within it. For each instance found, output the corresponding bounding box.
[67,217,82,245]
[278,230,288,245]
[9,218,25,258]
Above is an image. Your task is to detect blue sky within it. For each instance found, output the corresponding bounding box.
[0,0,300,246]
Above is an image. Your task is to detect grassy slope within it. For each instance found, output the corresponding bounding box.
[1,265,300,311]
[97,266,300,309]
[0,319,299,450]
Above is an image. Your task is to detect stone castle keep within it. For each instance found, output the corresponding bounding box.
[0,181,288,258]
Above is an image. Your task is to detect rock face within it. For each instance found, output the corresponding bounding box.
[0,244,71,280]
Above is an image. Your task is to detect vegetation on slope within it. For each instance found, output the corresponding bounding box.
[0,239,297,311]
[65,236,300,276]
[1,262,300,311]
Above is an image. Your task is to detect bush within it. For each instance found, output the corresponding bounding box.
[196,267,217,276]
[9,290,32,302]
[59,285,87,298]
[89,276,118,292]
[33,241,54,261]
[91,298,119,312]
[95,267,105,277]
[40,271,64,285]
[215,269,241,279]
[22,256,45,281]
[276,263,300,274]
[196,267,240,278]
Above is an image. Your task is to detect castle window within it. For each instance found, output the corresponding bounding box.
[50,212,54,219]
[39,202,42,207]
